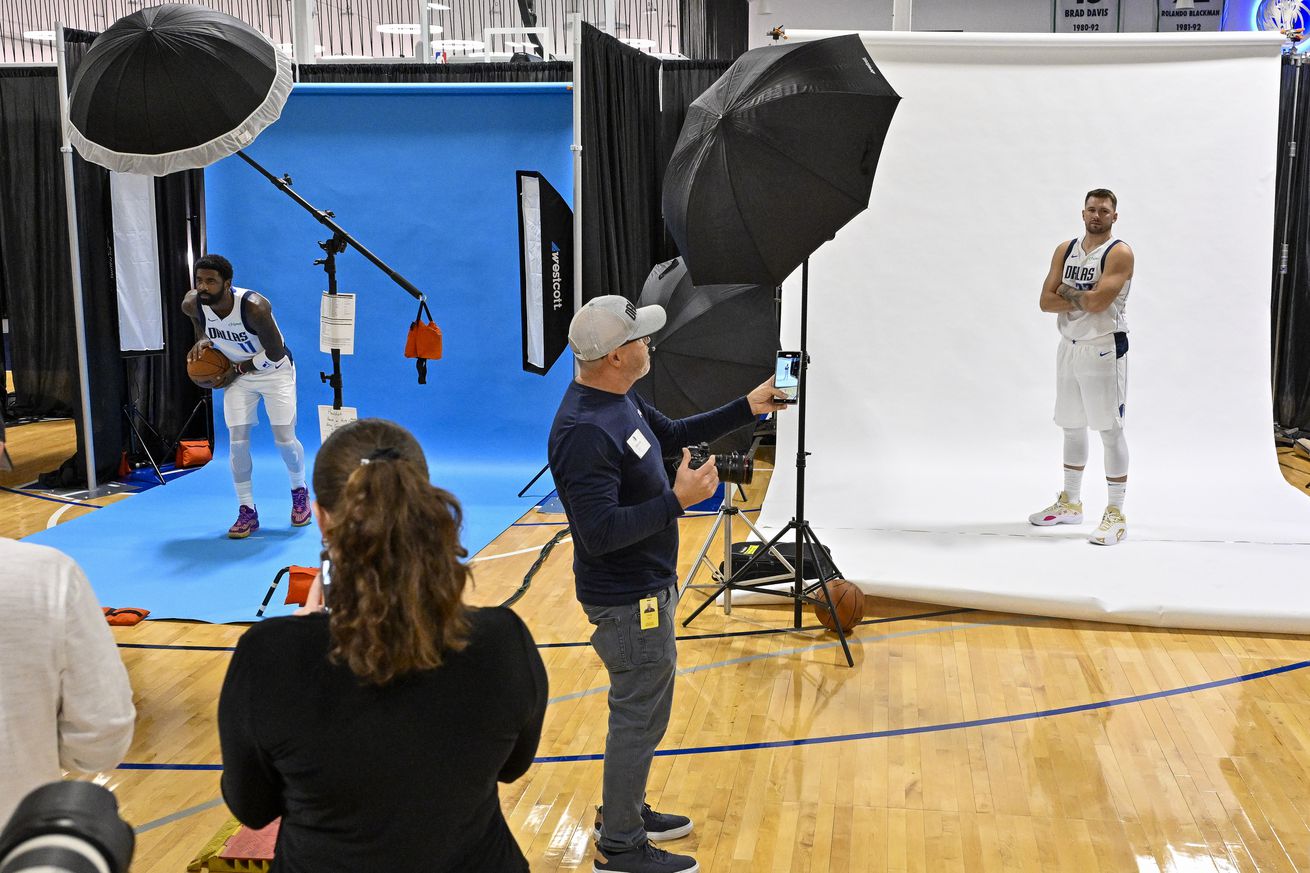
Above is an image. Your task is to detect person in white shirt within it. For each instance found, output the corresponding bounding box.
[1029,188,1136,545]
[0,538,135,825]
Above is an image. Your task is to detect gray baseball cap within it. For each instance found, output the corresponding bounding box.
[568,295,666,362]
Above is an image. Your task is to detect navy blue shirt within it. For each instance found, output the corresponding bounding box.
[547,381,754,606]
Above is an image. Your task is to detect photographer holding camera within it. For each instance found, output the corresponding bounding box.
[548,295,787,873]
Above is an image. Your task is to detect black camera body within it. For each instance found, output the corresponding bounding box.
[685,442,754,485]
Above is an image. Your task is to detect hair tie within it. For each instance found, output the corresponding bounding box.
[360,446,403,465]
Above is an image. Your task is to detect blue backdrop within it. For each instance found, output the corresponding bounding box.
[28,84,576,623]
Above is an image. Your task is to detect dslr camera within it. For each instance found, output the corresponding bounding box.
[684,441,754,485]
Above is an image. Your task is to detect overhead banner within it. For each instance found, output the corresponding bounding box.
[1053,0,1121,32]
[517,170,574,375]
[1158,0,1225,32]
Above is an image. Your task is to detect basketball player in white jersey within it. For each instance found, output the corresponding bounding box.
[1030,189,1135,545]
[182,254,309,539]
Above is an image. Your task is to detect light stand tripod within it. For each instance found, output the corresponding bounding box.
[678,470,796,614]
[235,151,427,410]
[681,259,855,667]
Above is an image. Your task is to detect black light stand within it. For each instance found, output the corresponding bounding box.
[235,151,426,410]
[680,258,855,667]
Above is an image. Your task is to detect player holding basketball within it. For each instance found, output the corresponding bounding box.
[1031,189,1135,545]
[182,254,309,539]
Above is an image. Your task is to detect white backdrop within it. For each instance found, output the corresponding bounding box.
[753,31,1310,633]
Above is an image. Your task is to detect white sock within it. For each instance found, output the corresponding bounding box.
[231,440,254,507]
[1063,467,1083,504]
[1107,480,1127,512]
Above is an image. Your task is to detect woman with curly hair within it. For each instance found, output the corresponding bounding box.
[218,418,547,872]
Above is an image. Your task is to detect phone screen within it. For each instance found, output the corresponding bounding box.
[775,351,801,404]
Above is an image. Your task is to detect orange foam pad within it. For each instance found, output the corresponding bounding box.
[219,819,280,860]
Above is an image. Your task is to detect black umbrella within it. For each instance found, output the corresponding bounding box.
[68,3,292,176]
[635,258,777,452]
[662,34,900,287]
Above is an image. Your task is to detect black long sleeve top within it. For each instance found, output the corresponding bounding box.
[217,607,547,873]
[547,382,755,605]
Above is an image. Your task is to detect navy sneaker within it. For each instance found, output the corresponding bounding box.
[594,804,693,841]
[593,841,698,873]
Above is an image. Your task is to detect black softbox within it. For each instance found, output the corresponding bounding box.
[517,171,574,374]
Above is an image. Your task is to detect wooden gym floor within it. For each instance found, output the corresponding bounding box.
[4,419,1310,872]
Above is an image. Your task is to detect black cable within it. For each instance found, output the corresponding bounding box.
[499,527,570,608]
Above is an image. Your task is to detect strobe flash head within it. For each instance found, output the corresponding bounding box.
[0,782,134,873]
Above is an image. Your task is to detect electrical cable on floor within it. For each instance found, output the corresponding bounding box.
[499,527,570,608]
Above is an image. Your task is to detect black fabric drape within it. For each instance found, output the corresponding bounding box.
[657,60,732,258]
[295,61,572,83]
[1274,56,1310,433]
[135,170,209,454]
[581,25,738,305]
[62,32,127,485]
[581,24,663,303]
[679,0,748,62]
[0,68,79,422]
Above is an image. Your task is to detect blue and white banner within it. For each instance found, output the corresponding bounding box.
[1053,0,1121,32]
[1157,0,1225,32]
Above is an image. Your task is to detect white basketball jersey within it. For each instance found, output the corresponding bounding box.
[1056,237,1130,341]
[201,288,266,363]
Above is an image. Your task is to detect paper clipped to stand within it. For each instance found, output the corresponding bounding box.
[318,405,359,443]
[320,292,356,355]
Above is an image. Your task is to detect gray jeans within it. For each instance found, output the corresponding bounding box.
[582,583,678,853]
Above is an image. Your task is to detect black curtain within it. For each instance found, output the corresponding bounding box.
[295,61,572,83]
[679,0,748,62]
[59,31,127,485]
[1274,56,1310,433]
[0,68,79,423]
[581,24,663,303]
[581,24,738,304]
[657,60,732,258]
[131,169,210,457]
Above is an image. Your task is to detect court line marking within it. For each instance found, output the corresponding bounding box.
[47,502,76,528]
[113,609,975,654]
[535,658,1310,763]
[114,657,1310,774]
[510,509,760,528]
[0,484,102,508]
[133,797,226,834]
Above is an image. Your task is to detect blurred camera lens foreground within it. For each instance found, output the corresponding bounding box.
[0,782,133,873]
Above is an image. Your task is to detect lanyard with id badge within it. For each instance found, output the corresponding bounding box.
[640,595,660,630]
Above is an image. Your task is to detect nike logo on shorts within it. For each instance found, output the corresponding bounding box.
[1098,351,1111,357]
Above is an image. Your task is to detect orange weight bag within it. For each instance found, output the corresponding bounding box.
[404,298,443,384]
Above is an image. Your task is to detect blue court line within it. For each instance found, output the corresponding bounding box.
[113,608,977,654]
[0,485,102,509]
[536,608,975,649]
[512,509,760,527]
[534,658,1310,763]
[115,658,1310,773]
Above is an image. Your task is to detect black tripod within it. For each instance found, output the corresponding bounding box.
[681,259,855,667]
[121,391,212,486]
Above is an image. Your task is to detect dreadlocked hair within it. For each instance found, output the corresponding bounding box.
[312,419,470,685]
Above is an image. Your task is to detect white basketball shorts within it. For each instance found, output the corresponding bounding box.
[222,364,298,428]
[1054,334,1126,431]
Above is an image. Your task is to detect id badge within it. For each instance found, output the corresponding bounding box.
[639,596,659,630]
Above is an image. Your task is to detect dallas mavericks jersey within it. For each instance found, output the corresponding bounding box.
[201,287,266,363]
[1057,236,1130,341]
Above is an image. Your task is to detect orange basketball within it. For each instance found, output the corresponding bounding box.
[187,346,233,387]
[813,579,865,634]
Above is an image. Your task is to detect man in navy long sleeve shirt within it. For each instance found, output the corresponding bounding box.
[548,295,788,873]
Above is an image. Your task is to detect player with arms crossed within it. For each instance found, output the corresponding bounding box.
[182,254,309,538]
[1031,189,1135,545]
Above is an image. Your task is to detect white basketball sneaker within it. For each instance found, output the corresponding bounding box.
[1088,506,1127,545]
[1028,491,1083,526]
